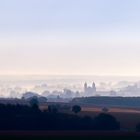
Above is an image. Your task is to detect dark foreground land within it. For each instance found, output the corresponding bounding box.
[1,98,140,139]
[1,131,140,140]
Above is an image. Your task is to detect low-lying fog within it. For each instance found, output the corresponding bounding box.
[0,75,140,98]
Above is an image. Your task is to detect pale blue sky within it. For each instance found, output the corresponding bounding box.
[0,0,140,75]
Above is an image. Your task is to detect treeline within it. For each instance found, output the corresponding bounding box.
[71,97,140,108]
[0,103,120,131]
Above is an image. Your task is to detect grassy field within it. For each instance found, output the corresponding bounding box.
[79,107,140,131]
[40,105,140,131]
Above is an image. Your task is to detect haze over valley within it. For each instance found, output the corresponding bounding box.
[0,75,140,98]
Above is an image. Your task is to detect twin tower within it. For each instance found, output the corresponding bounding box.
[84,82,96,96]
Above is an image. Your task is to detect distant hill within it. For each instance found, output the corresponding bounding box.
[71,97,140,108]
[22,92,40,99]
[22,92,47,104]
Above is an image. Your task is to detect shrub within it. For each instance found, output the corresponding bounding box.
[72,105,81,114]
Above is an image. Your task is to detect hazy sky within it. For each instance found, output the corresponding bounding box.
[0,0,140,75]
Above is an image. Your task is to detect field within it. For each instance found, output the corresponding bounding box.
[40,105,140,131]
[0,105,139,139]
[79,107,140,131]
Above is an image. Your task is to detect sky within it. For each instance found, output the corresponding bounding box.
[0,0,140,76]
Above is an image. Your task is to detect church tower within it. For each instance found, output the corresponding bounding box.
[92,82,96,92]
[84,82,87,92]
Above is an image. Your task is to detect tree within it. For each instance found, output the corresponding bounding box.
[136,123,140,131]
[29,97,39,109]
[102,107,109,113]
[38,97,47,104]
[48,105,58,113]
[72,105,81,114]
[93,113,120,130]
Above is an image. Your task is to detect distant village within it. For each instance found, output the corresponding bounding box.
[1,80,140,103]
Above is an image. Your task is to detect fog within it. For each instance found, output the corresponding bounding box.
[0,75,140,98]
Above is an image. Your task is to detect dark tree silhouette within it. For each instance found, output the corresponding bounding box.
[29,97,39,109]
[72,105,81,114]
[136,123,140,131]
[102,107,109,113]
[0,103,121,131]
[93,113,120,130]
[48,105,58,113]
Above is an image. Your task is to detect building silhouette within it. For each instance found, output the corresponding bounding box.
[84,82,96,96]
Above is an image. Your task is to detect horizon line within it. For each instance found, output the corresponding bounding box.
[0,74,140,77]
